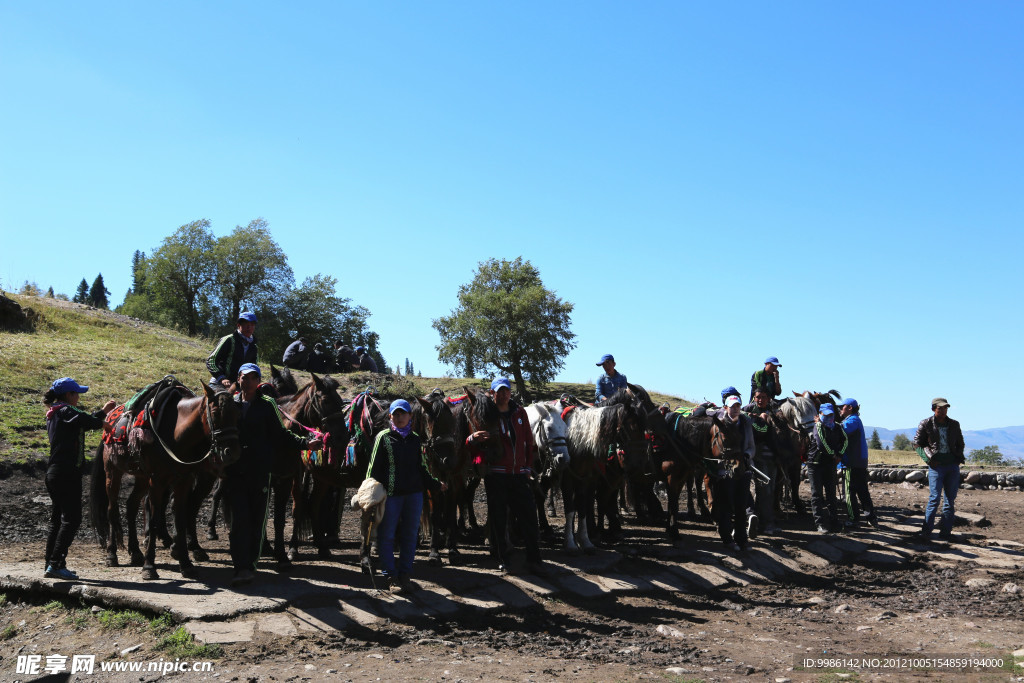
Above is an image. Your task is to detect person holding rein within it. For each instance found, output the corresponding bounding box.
[43,377,116,579]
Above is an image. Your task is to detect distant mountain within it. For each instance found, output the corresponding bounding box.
[864,425,1024,461]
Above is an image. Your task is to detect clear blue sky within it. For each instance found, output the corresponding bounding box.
[2,2,1021,432]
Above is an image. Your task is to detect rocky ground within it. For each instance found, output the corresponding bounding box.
[1,463,1023,682]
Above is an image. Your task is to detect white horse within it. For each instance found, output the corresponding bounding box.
[525,401,571,538]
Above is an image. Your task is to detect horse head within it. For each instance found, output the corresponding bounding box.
[462,386,501,474]
[416,393,457,471]
[308,373,349,457]
[526,402,570,474]
[201,383,241,472]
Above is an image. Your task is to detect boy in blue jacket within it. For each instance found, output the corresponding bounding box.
[839,398,877,528]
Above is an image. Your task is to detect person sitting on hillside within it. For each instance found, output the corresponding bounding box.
[334,341,359,372]
[306,342,331,373]
[207,312,259,391]
[355,346,379,373]
[595,354,627,405]
[281,337,310,370]
[750,356,782,403]
[838,398,877,528]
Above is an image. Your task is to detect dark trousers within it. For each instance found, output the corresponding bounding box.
[45,469,82,570]
[712,471,751,546]
[223,472,271,572]
[484,473,541,564]
[807,462,839,529]
[844,466,875,521]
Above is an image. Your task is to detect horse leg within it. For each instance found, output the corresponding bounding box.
[187,472,216,562]
[141,486,162,580]
[666,473,682,542]
[312,480,331,559]
[561,479,580,554]
[102,469,121,566]
[445,483,461,562]
[577,482,597,554]
[790,463,806,514]
[206,479,223,540]
[287,476,304,562]
[272,475,292,568]
[172,479,198,580]
[125,479,147,566]
[427,488,444,566]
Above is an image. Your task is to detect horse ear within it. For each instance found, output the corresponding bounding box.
[463,386,477,403]
[830,389,842,400]
[416,396,432,411]
[271,365,281,379]
[310,373,324,390]
[202,383,216,400]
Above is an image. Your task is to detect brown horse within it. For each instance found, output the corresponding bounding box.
[91,380,240,580]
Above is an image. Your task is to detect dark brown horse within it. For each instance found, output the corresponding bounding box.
[91,380,240,580]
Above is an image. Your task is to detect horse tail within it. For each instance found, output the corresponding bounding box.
[89,442,109,546]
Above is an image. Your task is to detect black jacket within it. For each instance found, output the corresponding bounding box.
[807,421,848,465]
[46,404,105,474]
[228,394,308,479]
[207,331,259,383]
[915,416,965,467]
[367,429,437,496]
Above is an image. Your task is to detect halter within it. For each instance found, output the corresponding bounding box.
[205,393,240,467]
[421,398,456,459]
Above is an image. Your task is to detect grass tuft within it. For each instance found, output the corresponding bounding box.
[157,626,222,659]
[98,609,149,630]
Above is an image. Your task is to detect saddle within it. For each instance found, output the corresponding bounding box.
[103,376,187,461]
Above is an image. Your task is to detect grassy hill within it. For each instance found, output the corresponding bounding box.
[0,294,687,463]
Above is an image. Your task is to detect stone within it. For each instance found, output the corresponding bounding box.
[965,578,995,588]
[120,644,142,655]
[856,625,873,631]
[955,511,989,527]
[656,625,686,639]
[834,604,850,613]
[1004,583,1021,595]
[905,470,926,483]
[965,471,982,485]
[876,611,897,621]
[185,620,255,644]
[665,667,690,675]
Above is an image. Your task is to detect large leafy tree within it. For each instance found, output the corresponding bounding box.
[214,218,293,333]
[891,433,912,451]
[146,219,218,335]
[433,257,575,402]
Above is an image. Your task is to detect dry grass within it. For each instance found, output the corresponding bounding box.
[868,448,924,466]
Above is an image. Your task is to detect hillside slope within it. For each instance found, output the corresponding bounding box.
[0,294,686,461]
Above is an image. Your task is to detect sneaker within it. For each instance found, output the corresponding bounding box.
[397,575,416,592]
[230,570,254,587]
[816,525,832,535]
[44,566,77,580]
[938,531,953,542]
[910,530,932,543]
[388,577,405,594]
[746,514,759,539]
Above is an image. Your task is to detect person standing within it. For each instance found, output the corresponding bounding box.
[710,395,756,551]
[750,357,782,403]
[207,312,259,391]
[807,403,848,534]
[742,388,780,535]
[468,378,548,576]
[366,399,442,592]
[42,377,116,579]
[913,397,965,542]
[595,354,628,405]
[838,398,877,528]
[225,363,321,586]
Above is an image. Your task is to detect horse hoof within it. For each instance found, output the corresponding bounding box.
[160,538,172,549]
[141,568,159,581]
[180,566,199,581]
[130,553,145,567]
[205,530,219,541]
[317,547,332,560]
[287,550,298,563]
[276,560,293,574]
[427,554,442,567]
[192,548,209,562]
[105,555,119,567]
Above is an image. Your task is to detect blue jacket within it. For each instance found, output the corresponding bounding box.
[840,414,869,468]
[595,372,628,403]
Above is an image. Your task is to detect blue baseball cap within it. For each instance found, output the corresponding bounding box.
[238,311,257,323]
[238,363,261,378]
[51,377,89,395]
[596,354,615,366]
[720,386,740,400]
[765,356,781,366]
[491,378,512,392]
[839,398,859,410]
[389,399,411,414]
[355,346,366,353]
[819,403,835,415]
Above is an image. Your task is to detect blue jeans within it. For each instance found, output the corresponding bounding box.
[378,492,423,578]
[923,465,960,535]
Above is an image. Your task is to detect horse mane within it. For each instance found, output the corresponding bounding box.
[469,389,500,426]
[566,405,606,457]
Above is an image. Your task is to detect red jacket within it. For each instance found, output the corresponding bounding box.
[466,403,536,475]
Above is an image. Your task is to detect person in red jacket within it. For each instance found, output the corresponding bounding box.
[467,378,549,577]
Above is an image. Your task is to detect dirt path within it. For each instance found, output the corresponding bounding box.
[1,465,1022,682]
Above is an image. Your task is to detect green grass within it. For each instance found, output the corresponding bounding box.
[97,609,150,630]
[41,599,63,612]
[157,626,222,659]
[65,608,91,629]
[0,593,7,608]
[0,624,16,640]
[0,294,687,462]
[149,612,174,634]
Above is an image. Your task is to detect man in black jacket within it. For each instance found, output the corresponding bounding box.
[913,397,965,542]
[224,363,321,585]
[807,403,848,534]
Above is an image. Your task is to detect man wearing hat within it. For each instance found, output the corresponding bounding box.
[749,357,782,403]
[595,354,627,405]
[807,403,848,534]
[355,345,379,373]
[710,395,756,551]
[468,378,548,576]
[225,363,322,585]
[839,398,877,528]
[207,311,259,391]
[913,398,965,542]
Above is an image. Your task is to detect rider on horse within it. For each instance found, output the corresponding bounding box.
[749,356,782,404]
[207,311,259,391]
[595,354,627,406]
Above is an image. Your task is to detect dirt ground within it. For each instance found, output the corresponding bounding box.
[1,463,1022,682]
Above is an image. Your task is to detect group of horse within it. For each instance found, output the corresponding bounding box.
[86,368,840,581]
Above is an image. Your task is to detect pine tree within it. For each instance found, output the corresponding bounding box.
[88,273,110,309]
[868,429,882,450]
[73,279,89,304]
[45,286,55,298]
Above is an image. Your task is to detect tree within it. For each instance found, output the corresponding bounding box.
[19,281,40,296]
[213,218,293,333]
[968,445,1004,466]
[72,279,89,304]
[88,273,110,309]
[891,433,912,451]
[433,257,576,402]
[147,220,218,335]
[868,429,882,450]
[45,286,54,298]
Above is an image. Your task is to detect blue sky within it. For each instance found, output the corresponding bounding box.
[2,2,1021,432]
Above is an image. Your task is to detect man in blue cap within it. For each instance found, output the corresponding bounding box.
[839,398,877,528]
[207,312,259,391]
[749,357,782,403]
[807,403,848,534]
[355,345,379,373]
[595,354,627,405]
